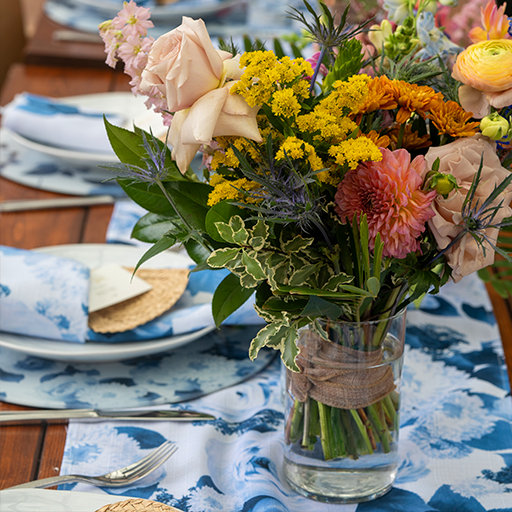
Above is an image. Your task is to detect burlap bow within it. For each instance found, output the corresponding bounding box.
[288,328,398,409]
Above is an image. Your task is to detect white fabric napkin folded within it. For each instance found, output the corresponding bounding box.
[0,245,90,343]
[1,93,124,154]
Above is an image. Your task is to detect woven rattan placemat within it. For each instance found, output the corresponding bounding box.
[88,267,189,333]
[95,498,182,512]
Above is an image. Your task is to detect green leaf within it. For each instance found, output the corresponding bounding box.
[324,273,353,291]
[212,272,255,327]
[184,240,211,265]
[104,117,147,166]
[300,295,342,320]
[132,213,180,243]
[205,202,247,243]
[261,296,308,312]
[207,247,241,268]
[163,181,212,232]
[119,180,176,216]
[132,235,177,274]
[366,276,380,297]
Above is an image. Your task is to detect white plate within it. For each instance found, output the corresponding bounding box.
[75,0,243,21]
[9,92,166,166]
[0,244,214,363]
[0,489,183,512]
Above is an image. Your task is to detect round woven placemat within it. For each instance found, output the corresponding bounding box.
[88,267,189,333]
[95,498,182,512]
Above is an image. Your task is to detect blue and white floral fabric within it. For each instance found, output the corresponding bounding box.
[58,274,512,511]
[0,325,275,409]
[2,93,123,154]
[0,245,90,342]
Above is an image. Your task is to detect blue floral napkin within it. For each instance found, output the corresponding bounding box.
[1,93,124,153]
[0,245,90,342]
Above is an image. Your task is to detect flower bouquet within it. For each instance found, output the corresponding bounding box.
[99,0,512,502]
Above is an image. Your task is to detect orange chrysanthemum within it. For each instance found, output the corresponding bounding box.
[388,124,432,150]
[359,129,391,149]
[334,148,436,259]
[427,100,480,138]
[393,81,444,123]
[356,75,398,114]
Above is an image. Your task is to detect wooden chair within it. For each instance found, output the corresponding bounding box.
[0,0,26,89]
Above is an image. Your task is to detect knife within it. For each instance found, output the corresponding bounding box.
[0,408,216,423]
[0,195,116,212]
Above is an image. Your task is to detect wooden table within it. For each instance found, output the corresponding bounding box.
[0,61,130,490]
[1,60,512,491]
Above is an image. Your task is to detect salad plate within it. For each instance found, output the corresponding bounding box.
[6,92,166,166]
[0,244,215,363]
[73,0,243,22]
[0,489,184,512]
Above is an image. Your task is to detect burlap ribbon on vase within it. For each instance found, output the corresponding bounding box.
[289,328,397,409]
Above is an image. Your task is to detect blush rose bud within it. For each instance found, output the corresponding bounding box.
[480,112,510,140]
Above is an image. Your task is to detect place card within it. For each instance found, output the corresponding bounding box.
[88,264,152,313]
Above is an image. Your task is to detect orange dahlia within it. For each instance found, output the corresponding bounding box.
[334,148,436,259]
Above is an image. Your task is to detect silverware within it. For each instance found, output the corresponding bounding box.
[5,440,177,489]
[52,30,103,44]
[0,195,116,212]
[0,408,216,423]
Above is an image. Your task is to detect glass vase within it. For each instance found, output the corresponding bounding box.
[282,310,406,503]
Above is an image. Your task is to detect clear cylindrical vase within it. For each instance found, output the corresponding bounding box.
[283,310,406,503]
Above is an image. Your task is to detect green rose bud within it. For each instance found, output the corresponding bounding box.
[480,113,510,140]
[429,172,458,197]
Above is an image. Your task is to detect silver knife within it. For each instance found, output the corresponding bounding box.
[0,408,215,423]
[0,195,116,212]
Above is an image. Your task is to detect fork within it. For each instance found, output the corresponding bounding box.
[6,440,177,490]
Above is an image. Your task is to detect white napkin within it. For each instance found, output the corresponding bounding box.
[0,245,90,343]
[1,93,124,154]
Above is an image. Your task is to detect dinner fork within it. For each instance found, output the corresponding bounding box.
[6,440,177,490]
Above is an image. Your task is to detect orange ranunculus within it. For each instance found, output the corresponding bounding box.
[452,39,512,117]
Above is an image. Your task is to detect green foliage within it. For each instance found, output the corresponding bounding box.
[323,38,364,90]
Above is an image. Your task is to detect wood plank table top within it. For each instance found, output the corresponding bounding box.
[0,60,511,491]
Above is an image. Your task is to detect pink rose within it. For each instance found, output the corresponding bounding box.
[424,135,512,282]
[169,81,262,173]
[140,17,241,112]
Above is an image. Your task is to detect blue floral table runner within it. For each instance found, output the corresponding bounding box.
[58,274,512,511]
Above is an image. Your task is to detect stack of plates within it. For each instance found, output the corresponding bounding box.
[0,92,166,196]
[0,244,214,363]
[73,0,244,22]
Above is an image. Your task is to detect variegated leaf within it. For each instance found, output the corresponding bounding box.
[280,324,300,372]
[242,250,267,281]
[251,220,269,239]
[249,323,283,360]
[280,233,314,253]
[288,263,321,287]
[215,222,236,244]
[324,272,354,291]
[207,248,240,268]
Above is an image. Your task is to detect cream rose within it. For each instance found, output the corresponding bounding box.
[424,134,512,282]
[140,17,241,112]
[170,81,262,173]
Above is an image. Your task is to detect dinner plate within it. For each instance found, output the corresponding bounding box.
[74,0,243,22]
[0,489,183,512]
[0,244,215,362]
[8,92,166,166]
